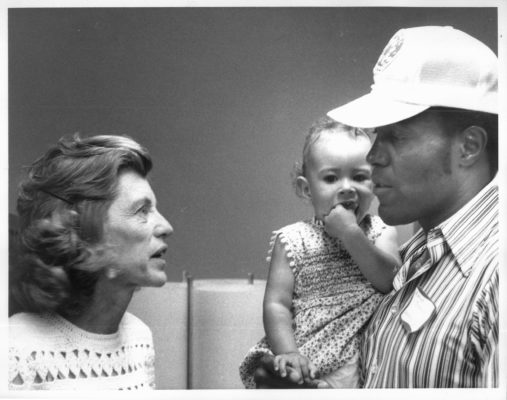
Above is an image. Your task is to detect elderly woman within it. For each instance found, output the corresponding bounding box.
[9,134,173,390]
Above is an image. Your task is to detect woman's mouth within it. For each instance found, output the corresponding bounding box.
[151,246,167,258]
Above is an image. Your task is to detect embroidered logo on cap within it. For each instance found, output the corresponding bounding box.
[374,32,403,74]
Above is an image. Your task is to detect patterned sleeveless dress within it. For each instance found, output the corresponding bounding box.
[239,214,387,388]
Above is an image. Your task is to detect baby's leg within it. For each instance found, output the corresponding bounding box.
[321,353,360,388]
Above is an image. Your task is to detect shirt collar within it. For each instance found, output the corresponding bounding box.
[399,176,497,276]
[436,175,498,275]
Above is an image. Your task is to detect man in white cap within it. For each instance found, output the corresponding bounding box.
[254,26,498,388]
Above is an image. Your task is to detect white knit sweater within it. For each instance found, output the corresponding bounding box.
[9,311,155,390]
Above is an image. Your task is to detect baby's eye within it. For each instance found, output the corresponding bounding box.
[354,174,371,182]
[323,175,338,183]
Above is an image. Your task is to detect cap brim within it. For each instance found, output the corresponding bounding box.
[327,92,430,128]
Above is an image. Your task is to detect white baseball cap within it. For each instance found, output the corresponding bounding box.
[327,26,498,128]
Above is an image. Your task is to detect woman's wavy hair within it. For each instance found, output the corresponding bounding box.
[292,116,371,198]
[12,133,152,317]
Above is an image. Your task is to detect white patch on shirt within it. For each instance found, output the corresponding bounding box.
[400,287,436,334]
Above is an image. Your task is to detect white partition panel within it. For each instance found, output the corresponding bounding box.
[189,279,266,389]
[128,282,189,389]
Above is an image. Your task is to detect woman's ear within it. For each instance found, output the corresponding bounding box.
[458,125,488,167]
[296,176,311,200]
[105,266,119,280]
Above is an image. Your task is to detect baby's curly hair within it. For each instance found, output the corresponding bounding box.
[292,116,371,198]
[12,133,152,317]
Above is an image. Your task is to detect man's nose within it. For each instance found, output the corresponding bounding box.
[366,138,388,166]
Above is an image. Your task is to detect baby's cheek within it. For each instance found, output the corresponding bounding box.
[360,187,374,202]
[364,180,374,190]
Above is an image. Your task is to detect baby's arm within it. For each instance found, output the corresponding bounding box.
[324,206,401,293]
[263,235,317,383]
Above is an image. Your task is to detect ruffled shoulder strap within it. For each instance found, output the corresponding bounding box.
[362,214,388,243]
[266,220,321,273]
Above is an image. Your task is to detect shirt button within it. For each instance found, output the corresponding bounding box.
[391,305,398,314]
[370,360,379,374]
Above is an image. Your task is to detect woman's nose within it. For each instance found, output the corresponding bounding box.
[155,211,174,238]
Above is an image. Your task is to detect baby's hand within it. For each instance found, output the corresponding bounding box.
[273,352,318,384]
[323,203,358,239]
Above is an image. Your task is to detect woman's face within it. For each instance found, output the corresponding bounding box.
[101,170,173,288]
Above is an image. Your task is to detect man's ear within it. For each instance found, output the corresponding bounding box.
[296,176,311,200]
[458,125,488,167]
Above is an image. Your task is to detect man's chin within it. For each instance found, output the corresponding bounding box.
[378,206,408,226]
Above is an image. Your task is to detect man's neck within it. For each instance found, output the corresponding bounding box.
[419,168,492,232]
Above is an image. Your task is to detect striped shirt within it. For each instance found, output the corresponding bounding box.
[361,176,498,387]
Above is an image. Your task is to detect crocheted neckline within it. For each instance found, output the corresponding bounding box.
[47,312,122,343]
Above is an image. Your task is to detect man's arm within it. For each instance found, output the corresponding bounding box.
[475,267,498,387]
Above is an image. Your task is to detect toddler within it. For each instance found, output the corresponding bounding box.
[239,116,401,388]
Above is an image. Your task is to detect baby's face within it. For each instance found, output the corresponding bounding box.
[304,131,374,222]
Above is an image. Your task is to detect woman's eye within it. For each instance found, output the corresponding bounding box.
[137,205,150,215]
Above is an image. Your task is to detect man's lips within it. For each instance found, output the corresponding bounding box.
[371,172,391,188]
[373,183,393,196]
[374,183,391,188]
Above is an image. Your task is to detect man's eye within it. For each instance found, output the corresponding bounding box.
[376,129,402,144]
[388,131,406,143]
[366,129,377,139]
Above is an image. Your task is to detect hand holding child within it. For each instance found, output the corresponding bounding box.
[273,352,318,384]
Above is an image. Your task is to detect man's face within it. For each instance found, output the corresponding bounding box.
[367,110,460,230]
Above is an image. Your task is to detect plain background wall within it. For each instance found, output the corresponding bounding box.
[8,7,498,283]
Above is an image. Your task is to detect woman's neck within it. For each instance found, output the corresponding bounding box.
[64,278,135,335]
